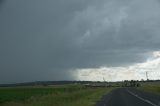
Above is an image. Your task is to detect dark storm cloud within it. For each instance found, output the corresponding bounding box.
[0,0,91,83]
[0,0,4,4]
[0,0,160,83]
[0,0,4,8]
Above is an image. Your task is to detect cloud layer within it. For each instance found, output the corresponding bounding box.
[74,51,160,81]
[0,0,160,83]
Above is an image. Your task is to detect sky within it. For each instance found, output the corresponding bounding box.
[0,0,160,84]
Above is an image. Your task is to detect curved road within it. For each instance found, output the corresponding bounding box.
[96,88,160,106]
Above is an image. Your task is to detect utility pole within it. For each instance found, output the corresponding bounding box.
[146,72,149,81]
[103,77,106,82]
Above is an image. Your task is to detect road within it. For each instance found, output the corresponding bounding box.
[96,88,160,106]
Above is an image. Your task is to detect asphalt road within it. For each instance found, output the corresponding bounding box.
[96,88,160,106]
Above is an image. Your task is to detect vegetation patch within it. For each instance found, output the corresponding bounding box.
[138,85,160,94]
[0,85,113,106]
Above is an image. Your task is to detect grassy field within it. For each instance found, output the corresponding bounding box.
[0,85,113,106]
[138,82,160,94]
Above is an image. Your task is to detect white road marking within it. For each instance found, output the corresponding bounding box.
[127,89,157,106]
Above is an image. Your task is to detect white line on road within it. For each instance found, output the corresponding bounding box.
[127,89,157,106]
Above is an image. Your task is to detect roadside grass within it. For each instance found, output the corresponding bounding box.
[138,84,160,94]
[0,85,113,106]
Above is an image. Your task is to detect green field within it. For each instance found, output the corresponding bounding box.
[0,85,113,106]
[139,85,160,94]
[138,82,160,94]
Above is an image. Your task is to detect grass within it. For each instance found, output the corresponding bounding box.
[0,85,82,103]
[0,85,113,106]
[138,84,160,94]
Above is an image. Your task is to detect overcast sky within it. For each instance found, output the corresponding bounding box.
[0,0,160,84]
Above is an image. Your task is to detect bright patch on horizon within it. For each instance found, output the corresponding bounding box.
[72,51,160,81]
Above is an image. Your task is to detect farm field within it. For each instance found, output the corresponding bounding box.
[139,84,160,94]
[0,85,113,106]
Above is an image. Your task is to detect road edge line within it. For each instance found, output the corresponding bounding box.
[126,89,157,106]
